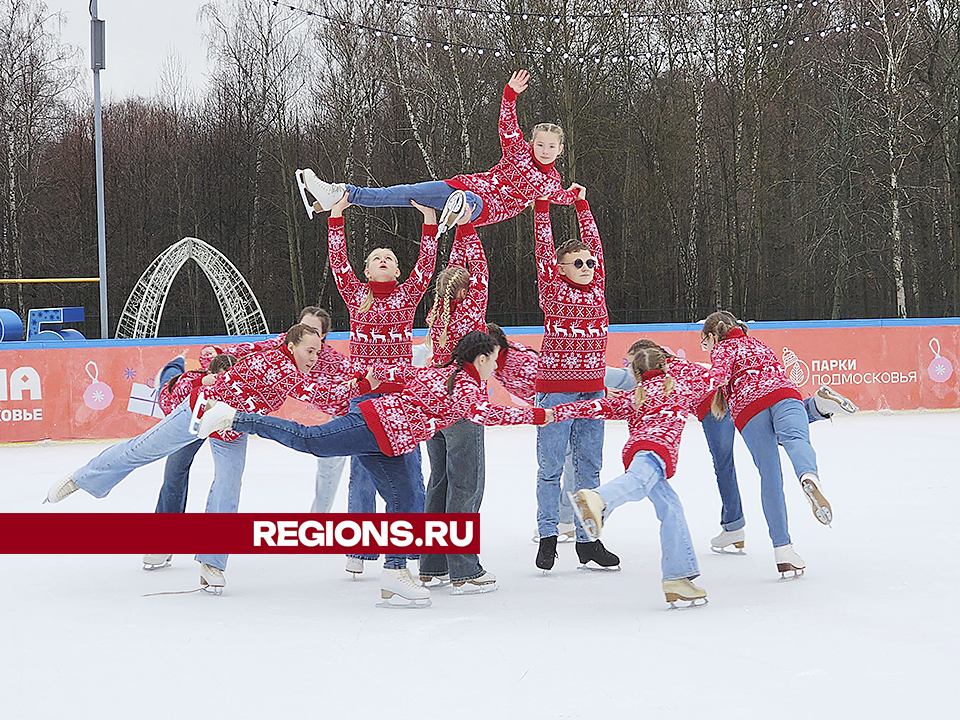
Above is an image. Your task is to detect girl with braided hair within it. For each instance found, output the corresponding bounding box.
[556,343,722,608]
[420,210,497,593]
[195,331,553,608]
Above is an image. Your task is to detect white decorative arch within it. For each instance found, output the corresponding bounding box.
[115,237,269,339]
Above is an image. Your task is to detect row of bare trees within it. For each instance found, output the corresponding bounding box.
[3,0,960,337]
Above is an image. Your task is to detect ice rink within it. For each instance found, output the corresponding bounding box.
[2,411,956,719]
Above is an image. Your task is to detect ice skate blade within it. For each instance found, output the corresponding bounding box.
[142,561,171,571]
[801,480,833,525]
[710,543,745,556]
[778,567,805,582]
[295,169,315,219]
[667,597,708,610]
[377,591,431,609]
[531,531,576,544]
[568,491,601,540]
[200,579,223,595]
[577,563,621,572]
[421,576,452,589]
[451,582,499,596]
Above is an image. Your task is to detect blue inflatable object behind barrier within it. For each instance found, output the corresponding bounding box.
[0,308,24,341]
[26,307,86,341]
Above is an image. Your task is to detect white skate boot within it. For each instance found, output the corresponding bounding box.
[531,522,576,543]
[451,571,498,596]
[437,189,467,234]
[196,401,236,439]
[378,568,431,609]
[420,573,451,589]
[44,474,79,504]
[569,489,606,540]
[800,472,832,525]
[345,556,364,577]
[774,544,806,580]
[814,384,858,418]
[199,563,226,594]
[663,578,708,608]
[295,168,346,218]
[142,554,173,570]
[710,528,745,554]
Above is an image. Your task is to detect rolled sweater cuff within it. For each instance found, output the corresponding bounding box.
[503,85,518,102]
[574,199,590,211]
[328,216,344,228]
[532,408,547,424]
[534,199,551,212]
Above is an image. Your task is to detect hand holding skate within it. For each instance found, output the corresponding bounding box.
[409,199,436,226]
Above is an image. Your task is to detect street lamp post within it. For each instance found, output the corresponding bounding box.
[90,1,107,339]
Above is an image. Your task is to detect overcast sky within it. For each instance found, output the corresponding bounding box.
[52,1,210,100]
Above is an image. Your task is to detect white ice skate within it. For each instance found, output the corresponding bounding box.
[44,474,79,504]
[199,563,225,595]
[451,571,498,596]
[142,554,173,571]
[195,400,236,439]
[663,578,708,609]
[420,573,451,589]
[774,544,805,580]
[345,556,364,577]
[378,568,431,609]
[295,168,346,218]
[531,522,576,544]
[814,384,858,418]
[710,528,745,555]
[437,189,467,234]
[800,472,832,526]
[569,489,606,540]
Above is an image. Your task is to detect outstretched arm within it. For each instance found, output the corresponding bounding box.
[327,208,364,305]
[499,70,529,156]
[401,200,439,302]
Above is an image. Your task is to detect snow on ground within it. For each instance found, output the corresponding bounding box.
[1,411,957,719]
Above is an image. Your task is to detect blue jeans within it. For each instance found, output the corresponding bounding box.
[155,440,203,513]
[233,411,419,569]
[194,433,248,571]
[738,399,819,548]
[311,455,348,513]
[535,390,604,543]
[707,397,825,534]
[347,393,424,561]
[421,419,486,582]
[346,180,483,222]
[599,451,699,581]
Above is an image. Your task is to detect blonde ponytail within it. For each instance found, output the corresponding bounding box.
[428,266,469,348]
[358,288,374,315]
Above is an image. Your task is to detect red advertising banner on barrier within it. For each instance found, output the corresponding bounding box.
[0,514,481,554]
[1,322,958,444]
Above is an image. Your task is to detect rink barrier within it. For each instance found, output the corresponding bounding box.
[1,319,958,444]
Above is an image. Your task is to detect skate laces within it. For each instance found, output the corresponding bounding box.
[202,564,223,579]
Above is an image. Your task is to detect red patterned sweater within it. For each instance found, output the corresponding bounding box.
[158,371,204,416]
[428,223,489,367]
[328,216,437,366]
[534,199,608,393]
[553,359,719,478]
[493,341,539,405]
[220,334,356,416]
[198,345,358,441]
[358,363,546,456]
[708,328,802,431]
[446,85,579,226]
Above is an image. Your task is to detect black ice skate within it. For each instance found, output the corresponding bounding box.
[576,540,620,571]
[536,535,558,571]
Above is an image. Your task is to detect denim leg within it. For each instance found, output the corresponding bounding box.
[535,392,577,539]
[73,401,199,498]
[421,420,485,582]
[770,399,819,479]
[701,410,744,531]
[155,439,204,513]
[648,478,700,581]
[804,396,825,423]
[195,434,248,572]
[346,460,380,561]
[558,444,576,525]
[311,455,347,513]
[354,452,416,570]
[569,392,605,542]
[597,451,665,516]
[345,180,483,221]
[740,408,791,548]
[232,411,382,456]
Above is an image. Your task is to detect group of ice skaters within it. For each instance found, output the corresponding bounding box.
[45,70,859,610]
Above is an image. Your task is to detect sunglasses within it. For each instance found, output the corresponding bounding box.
[559,258,596,269]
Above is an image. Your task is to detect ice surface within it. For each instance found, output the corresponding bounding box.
[2,411,957,718]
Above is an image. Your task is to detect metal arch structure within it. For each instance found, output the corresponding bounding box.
[115,237,269,339]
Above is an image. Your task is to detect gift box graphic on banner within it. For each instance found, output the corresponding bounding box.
[126,379,164,419]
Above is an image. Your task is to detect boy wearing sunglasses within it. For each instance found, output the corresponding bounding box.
[530,187,619,572]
